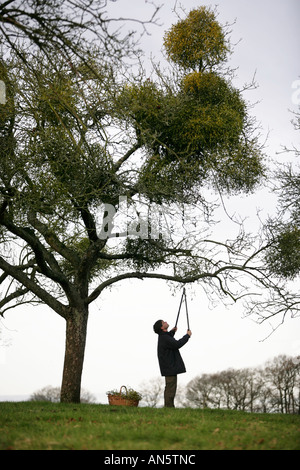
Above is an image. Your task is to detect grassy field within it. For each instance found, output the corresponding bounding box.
[0,401,299,450]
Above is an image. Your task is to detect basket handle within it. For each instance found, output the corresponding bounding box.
[120,385,128,395]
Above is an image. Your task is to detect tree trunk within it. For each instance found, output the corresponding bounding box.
[60,306,89,403]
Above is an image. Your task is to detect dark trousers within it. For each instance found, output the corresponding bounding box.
[164,375,177,407]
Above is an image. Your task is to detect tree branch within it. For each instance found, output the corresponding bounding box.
[0,255,68,318]
[0,211,78,304]
[0,285,29,314]
[87,268,227,304]
[27,210,80,267]
[114,143,141,172]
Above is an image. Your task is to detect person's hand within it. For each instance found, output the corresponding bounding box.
[171,327,178,333]
[187,329,192,337]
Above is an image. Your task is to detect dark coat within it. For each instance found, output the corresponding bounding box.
[157,330,190,376]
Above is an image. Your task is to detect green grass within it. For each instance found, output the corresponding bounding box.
[0,401,299,450]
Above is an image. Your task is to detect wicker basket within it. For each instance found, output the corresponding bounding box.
[107,386,139,407]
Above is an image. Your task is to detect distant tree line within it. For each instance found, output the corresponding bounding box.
[140,355,300,413]
[29,386,96,404]
[184,355,300,414]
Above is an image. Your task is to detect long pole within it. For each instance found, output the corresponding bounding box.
[175,289,184,328]
[183,288,190,330]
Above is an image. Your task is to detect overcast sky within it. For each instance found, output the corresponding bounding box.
[1,0,300,402]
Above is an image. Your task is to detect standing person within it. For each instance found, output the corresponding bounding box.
[153,319,192,407]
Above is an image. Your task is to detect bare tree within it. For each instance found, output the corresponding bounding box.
[185,356,300,414]
[139,377,164,407]
[264,355,300,414]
